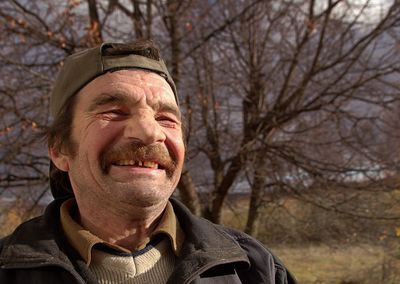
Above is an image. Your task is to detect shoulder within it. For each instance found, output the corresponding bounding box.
[0,216,45,281]
[0,199,65,263]
[169,198,297,283]
[218,226,280,263]
[1,214,47,242]
[0,215,46,255]
[217,226,297,283]
[0,235,9,254]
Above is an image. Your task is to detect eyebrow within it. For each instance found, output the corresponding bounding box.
[88,93,129,112]
[88,92,181,120]
[162,104,182,121]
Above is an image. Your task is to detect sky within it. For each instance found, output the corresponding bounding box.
[347,0,394,23]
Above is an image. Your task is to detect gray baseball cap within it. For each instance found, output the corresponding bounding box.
[50,42,178,117]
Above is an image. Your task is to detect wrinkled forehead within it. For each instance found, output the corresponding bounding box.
[77,69,177,107]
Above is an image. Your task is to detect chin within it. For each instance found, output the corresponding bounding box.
[118,189,171,205]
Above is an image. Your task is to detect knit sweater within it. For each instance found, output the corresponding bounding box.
[89,237,175,283]
[60,199,183,283]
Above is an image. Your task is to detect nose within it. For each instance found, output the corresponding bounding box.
[124,115,166,145]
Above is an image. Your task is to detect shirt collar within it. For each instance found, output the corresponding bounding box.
[60,198,184,265]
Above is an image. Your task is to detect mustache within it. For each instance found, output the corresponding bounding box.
[100,142,177,177]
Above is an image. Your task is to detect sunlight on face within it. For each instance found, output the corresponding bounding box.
[65,70,185,209]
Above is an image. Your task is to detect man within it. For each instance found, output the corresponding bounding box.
[0,40,296,283]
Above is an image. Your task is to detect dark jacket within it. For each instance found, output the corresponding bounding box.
[0,197,296,284]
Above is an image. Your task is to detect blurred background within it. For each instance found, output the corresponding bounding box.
[0,0,399,283]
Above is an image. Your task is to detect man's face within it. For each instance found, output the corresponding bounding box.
[53,70,184,208]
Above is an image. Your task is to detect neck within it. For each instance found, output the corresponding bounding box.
[75,198,167,251]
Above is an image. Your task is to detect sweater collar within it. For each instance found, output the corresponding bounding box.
[60,198,184,265]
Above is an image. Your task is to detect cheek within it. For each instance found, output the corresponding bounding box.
[77,121,125,158]
[165,129,185,164]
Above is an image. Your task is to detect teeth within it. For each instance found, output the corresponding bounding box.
[143,161,158,169]
[115,160,158,169]
[117,160,135,166]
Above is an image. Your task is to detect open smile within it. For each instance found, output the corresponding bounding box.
[112,160,162,169]
[102,143,176,177]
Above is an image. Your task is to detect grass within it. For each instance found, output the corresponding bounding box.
[272,243,400,284]
[221,194,400,283]
[2,193,400,283]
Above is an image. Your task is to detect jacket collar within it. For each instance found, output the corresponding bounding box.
[0,197,249,283]
[168,198,249,283]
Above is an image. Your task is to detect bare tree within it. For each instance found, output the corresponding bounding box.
[180,0,400,228]
[0,0,399,239]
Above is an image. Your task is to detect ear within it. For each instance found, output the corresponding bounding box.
[49,147,70,172]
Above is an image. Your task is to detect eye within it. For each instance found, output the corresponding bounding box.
[109,109,127,115]
[156,114,179,127]
[99,109,129,120]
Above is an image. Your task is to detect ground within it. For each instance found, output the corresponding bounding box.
[273,243,400,284]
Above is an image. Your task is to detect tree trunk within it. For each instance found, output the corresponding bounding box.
[86,0,102,45]
[245,159,267,237]
[145,0,153,39]
[165,0,181,86]
[209,154,244,223]
[163,1,201,214]
[132,0,143,39]
[178,170,201,216]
